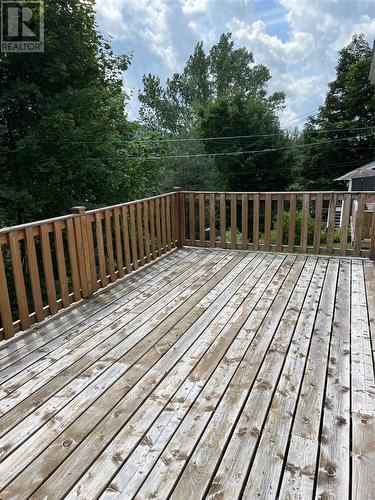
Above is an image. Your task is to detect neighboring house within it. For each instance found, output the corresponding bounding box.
[335,160,375,191]
[335,161,375,244]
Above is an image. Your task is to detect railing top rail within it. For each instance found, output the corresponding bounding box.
[0,213,80,235]
[0,191,177,235]
[180,190,375,195]
[85,191,176,215]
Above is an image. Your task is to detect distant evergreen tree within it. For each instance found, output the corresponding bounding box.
[301,34,374,190]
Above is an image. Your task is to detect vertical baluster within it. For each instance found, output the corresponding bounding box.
[276,194,284,252]
[149,200,157,259]
[220,193,226,249]
[326,193,337,254]
[288,193,297,253]
[340,193,352,256]
[72,208,90,298]
[370,208,375,261]
[264,194,272,252]
[104,210,116,281]
[66,218,81,301]
[231,194,237,249]
[143,201,151,263]
[113,207,124,277]
[166,196,172,251]
[121,206,132,273]
[54,221,70,308]
[39,225,58,314]
[313,194,324,255]
[160,197,167,254]
[0,243,14,338]
[155,198,162,257]
[253,193,259,251]
[171,194,177,248]
[241,194,248,250]
[129,204,139,270]
[210,194,216,247]
[178,193,185,247]
[199,193,205,246]
[95,212,108,287]
[25,227,44,321]
[300,193,310,254]
[188,193,195,246]
[353,193,365,257]
[136,203,145,265]
[85,215,98,292]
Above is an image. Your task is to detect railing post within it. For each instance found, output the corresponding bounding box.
[72,206,93,298]
[370,208,375,261]
[173,187,185,247]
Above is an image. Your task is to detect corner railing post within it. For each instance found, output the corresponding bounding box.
[173,187,185,247]
[72,206,94,298]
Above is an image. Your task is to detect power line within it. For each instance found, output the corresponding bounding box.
[122,135,374,161]
[50,136,374,162]
[281,108,320,130]
[40,125,373,146]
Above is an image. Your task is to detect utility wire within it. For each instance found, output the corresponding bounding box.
[50,135,374,161]
[40,125,373,146]
[122,135,374,161]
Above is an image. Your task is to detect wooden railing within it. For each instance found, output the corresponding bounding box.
[0,190,374,341]
[179,191,375,260]
[0,193,178,340]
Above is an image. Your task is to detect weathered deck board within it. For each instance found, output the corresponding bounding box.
[0,247,374,500]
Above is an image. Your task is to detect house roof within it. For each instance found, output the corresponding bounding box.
[335,160,375,181]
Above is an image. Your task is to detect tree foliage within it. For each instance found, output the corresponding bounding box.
[0,0,159,226]
[139,33,289,191]
[198,94,293,191]
[139,33,284,135]
[300,34,375,190]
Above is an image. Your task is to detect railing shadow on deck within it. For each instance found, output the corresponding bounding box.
[0,190,374,341]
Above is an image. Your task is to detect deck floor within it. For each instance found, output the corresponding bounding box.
[0,247,374,499]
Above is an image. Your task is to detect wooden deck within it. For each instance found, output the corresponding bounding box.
[0,247,374,499]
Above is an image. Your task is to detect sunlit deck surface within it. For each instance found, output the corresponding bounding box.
[0,247,374,500]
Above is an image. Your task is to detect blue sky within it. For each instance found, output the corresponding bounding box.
[95,0,375,128]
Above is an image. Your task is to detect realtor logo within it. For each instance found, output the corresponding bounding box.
[1,0,44,52]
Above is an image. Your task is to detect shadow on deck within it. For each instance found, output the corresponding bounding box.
[0,247,374,499]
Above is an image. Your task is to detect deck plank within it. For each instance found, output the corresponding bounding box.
[240,256,329,499]
[0,250,223,417]
[0,250,198,383]
[207,257,321,499]
[0,249,191,364]
[315,260,351,499]
[0,248,373,500]
[278,258,339,498]
[0,252,243,496]
[351,260,375,499]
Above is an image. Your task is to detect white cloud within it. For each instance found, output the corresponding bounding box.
[226,0,374,126]
[96,0,178,68]
[228,18,315,71]
[180,0,211,16]
[95,0,375,124]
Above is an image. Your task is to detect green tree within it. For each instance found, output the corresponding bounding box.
[0,0,159,226]
[300,34,375,190]
[198,94,293,191]
[139,33,284,135]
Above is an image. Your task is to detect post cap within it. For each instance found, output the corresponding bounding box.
[173,186,182,192]
[72,206,86,214]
